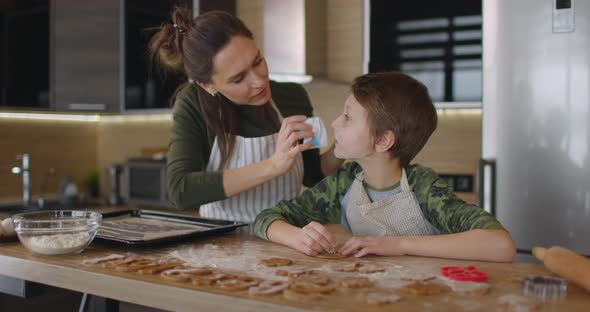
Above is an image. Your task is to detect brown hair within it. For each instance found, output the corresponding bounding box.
[149,8,273,168]
[351,72,437,167]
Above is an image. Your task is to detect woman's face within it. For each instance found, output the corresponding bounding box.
[205,36,271,106]
[331,94,375,160]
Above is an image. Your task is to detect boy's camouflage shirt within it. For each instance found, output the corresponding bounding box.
[253,162,505,240]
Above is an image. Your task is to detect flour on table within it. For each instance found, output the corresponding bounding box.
[399,269,436,281]
[498,294,540,312]
[166,241,304,280]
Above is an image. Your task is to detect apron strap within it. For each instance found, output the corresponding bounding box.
[354,169,410,193]
[269,99,284,123]
[399,168,411,192]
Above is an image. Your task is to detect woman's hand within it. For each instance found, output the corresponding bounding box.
[286,221,337,256]
[268,115,313,176]
[339,236,405,258]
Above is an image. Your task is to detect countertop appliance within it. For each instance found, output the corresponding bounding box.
[124,158,174,208]
[482,0,590,257]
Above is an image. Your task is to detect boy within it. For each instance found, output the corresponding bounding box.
[253,72,516,262]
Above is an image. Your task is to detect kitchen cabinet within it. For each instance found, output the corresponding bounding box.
[1,0,197,113]
[123,0,189,111]
[52,1,121,112]
[53,0,190,113]
[122,0,235,111]
[0,0,50,110]
[1,0,236,113]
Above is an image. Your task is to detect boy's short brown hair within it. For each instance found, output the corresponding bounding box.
[351,71,437,167]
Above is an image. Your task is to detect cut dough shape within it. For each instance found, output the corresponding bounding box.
[366,292,402,305]
[258,257,294,267]
[290,272,331,286]
[400,270,436,282]
[399,282,449,295]
[100,257,142,269]
[161,268,213,282]
[316,252,348,260]
[330,262,361,272]
[191,272,237,286]
[357,264,385,274]
[216,276,260,291]
[276,269,313,278]
[138,263,184,275]
[114,259,158,272]
[339,276,372,288]
[82,254,126,266]
[248,280,289,296]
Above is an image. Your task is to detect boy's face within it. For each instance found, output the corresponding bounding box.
[331,94,375,160]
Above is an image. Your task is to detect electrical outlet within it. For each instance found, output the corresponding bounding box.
[439,174,474,192]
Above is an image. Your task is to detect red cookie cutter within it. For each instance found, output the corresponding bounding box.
[440,265,488,282]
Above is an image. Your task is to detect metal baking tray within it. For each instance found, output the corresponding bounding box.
[94,209,247,245]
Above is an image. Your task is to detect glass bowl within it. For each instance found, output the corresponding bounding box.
[12,210,102,255]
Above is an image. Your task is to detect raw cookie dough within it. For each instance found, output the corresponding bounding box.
[216,276,260,291]
[357,264,385,274]
[192,272,237,286]
[101,257,143,269]
[161,268,213,282]
[276,269,313,278]
[331,262,361,272]
[339,276,372,288]
[138,262,184,275]
[114,259,159,272]
[400,270,436,282]
[316,253,348,260]
[258,257,294,267]
[248,280,288,296]
[290,272,331,286]
[82,254,126,266]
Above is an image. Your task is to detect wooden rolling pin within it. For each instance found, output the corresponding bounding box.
[532,246,590,293]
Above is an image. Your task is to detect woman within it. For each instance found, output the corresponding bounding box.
[149,8,343,222]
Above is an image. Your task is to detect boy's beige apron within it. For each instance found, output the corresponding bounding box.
[200,100,304,223]
[346,168,432,236]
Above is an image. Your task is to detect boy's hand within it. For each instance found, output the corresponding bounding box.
[287,221,336,256]
[339,236,405,258]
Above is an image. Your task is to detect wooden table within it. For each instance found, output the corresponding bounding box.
[0,208,589,311]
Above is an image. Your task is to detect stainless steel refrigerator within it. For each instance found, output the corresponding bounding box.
[481,0,590,258]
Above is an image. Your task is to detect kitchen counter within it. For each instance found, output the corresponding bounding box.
[0,206,589,311]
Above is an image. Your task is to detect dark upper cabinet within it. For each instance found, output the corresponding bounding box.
[53,0,190,113]
[52,0,121,112]
[124,0,234,111]
[0,0,50,110]
[1,0,236,113]
[124,0,188,111]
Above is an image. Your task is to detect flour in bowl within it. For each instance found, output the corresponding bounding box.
[22,232,91,255]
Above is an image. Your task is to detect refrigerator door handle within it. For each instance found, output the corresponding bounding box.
[477,158,497,216]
